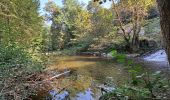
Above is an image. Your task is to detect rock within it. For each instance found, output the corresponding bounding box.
[106,53,113,58]
[101,53,113,58]
[101,53,107,57]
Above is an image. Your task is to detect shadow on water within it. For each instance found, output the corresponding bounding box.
[30,56,128,100]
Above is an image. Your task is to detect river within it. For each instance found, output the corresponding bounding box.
[31,56,128,100]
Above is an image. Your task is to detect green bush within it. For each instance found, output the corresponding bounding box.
[101,52,170,100]
[0,44,43,77]
[101,71,170,100]
[111,50,126,63]
[111,50,117,57]
[0,43,43,99]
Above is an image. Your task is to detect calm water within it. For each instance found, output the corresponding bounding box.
[33,56,128,100]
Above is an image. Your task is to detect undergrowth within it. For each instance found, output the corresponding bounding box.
[0,43,44,100]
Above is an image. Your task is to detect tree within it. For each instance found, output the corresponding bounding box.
[157,0,170,63]
[0,0,44,99]
[0,0,43,47]
[88,1,114,37]
[94,0,155,52]
[45,0,92,50]
[44,1,61,50]
[62,0,92,47]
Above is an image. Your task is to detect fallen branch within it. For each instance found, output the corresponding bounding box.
[44,70,71,81]
[49,70,71,80]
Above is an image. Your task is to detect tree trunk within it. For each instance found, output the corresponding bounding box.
[131,34,139,52]
[157,0,170,63]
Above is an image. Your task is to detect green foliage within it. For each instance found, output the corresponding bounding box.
[111,50,117,57]
[116,54,126,63]
[102,72,170,99]
[108,71,170,100]
[0,0,43,46]
[44,0,93,51]
[97,0,157,53]
[41,26,52,51]
[0,43,43,100]
[0,43,43,77]
[144,18,160,34]
[101,54,170,99]
[88,1,114,38]
[0,0,44,99]
[111,50,126,63]
[141,18,162,48]
[44,0,114,52]
[100,86,150,100]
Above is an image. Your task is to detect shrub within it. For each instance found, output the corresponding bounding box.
[100,51,170,99]
[0,44,43,77]
[111,50,126,63]
[0,43,43,99]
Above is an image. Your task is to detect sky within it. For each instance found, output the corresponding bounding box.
[39,0,112,14]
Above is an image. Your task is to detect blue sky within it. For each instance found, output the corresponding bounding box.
[39,0,112,14]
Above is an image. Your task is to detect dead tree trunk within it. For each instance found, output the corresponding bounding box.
[157,0,170,63]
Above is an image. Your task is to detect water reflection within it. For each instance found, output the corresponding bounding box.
[48,89,95,100]
[75,89,94,100]
[49,90,69,100]
[32,56,128,99]
[48,56,127,84]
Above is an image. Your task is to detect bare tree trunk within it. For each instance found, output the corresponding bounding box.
[157,0,170,63]
[111,0,131,52]
[131,6,143,52]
